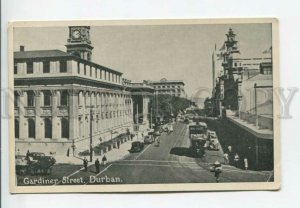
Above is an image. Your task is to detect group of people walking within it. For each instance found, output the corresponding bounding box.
[211,145,249,183]
[223,146,248,170]
[82,155,108,173]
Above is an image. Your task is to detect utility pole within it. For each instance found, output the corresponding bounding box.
[136,103,139,140]
[150,107,152,129]
[90,101,93,162]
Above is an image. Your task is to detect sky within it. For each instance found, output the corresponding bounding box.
[13,23,272,98]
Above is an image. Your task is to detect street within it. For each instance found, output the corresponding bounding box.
[17,122,272,186]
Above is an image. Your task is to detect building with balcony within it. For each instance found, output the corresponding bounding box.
[13,26,153,156]
[149,78,186,98]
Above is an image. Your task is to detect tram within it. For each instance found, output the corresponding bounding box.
[188,122,208,157]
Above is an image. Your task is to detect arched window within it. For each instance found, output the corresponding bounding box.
[15,119,19,138]
[44,118,52,139]
[28,118,35,138]
[27,91,35,107]
[43,91,51,106]
[61,118,69,138]
[60,90,68,106]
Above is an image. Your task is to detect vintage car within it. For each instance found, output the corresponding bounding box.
[26,152,56,175]
[184,118,190,124]
[168,125,174,132]
[207,131,220,151]
[144,135,154,144]
[129,141,145,153]
[27,152,46,161]
[27,155,56,175]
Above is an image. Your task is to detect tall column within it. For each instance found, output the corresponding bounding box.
[35,90,43,140]
[81,91,86,138]
[18,91,27,140]
[85,91,90,138]
[69,89,79,140]
[51,90,60,140]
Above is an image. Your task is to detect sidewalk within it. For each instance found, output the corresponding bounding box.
[55,138,134,165]
[227,114,273,140]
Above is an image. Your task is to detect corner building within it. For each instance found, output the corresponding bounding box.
[14,26,152,155]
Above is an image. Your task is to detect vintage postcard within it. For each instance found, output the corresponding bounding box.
[8,19,280,193]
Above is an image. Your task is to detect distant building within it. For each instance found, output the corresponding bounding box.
[212,29,272,118]
[211,28,273,130]
[149,78,186,98]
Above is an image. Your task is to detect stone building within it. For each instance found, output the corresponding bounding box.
[149,78,186,98]
[13,26,153,155]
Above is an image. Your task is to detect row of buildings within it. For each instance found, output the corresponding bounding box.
[13,26,186,155]
[209,28,273,130]
[207,28,274,170]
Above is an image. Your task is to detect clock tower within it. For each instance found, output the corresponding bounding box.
[65,26,94,61]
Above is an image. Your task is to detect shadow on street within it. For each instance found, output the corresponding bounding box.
[170,147,204,158]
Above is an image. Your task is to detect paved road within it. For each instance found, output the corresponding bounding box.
[65,122,272,185]
[16,122,273,186]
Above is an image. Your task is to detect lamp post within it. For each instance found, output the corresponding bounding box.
[89,92,94,162]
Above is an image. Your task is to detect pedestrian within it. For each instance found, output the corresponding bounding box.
[227,145,232,153]
[223,153,229,165]
[102,154,107,166]
[211,161,222,183]
[234,153,240,168]
[83,157,88,172]
[117,140,120,149]
[26,150,30,161]
[67,148,70,157]
[95,158,100,173]
[244,157,248,170]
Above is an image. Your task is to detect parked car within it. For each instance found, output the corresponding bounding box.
[144,135,154,144]
[129,141,145,153]
[27,156,56,175]
[27,152,46,161]
[184,118,190,124]
[26,152,56,175]
[154,131,161,136]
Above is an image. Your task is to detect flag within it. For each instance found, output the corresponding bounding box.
[263,46,272,54]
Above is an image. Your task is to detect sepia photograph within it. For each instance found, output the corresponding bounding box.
[8,19,280,193]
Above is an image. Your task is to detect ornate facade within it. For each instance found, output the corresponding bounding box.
[14,26,153,155]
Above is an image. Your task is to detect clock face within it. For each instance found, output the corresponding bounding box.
[72,30,81,39]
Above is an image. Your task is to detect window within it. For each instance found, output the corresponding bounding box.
[60,61,67,72]
[27,91,35,107]
[95,68,97,78]
[28,119,35,138]
[43,61,50,73]
[14,63,18,74]
[61,118,69,138]
[14,92,19,107]
[44,118,52,139]
[43,91,51,106]
[84,64,87,75]
[27,62,33,74]
[90,66,92,77]
[60,90,68,106]
[15,119,19,138]
[77,62,80,74]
